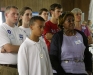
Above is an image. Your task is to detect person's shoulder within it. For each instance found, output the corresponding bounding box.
[16,26,26,34]
[0,23,7,31]
[53,30,63,36]
[45,20,52,25]
[85,26,90,30]
[45,20,50,23]
[75,29,86,38]
[40,39,48,51]
[19,26,22,28]
[18,40,27,53]
[24,38,36,46]
[19,26,25,30]
[19,38,31,50]
[75,29,83,33]
[0,23,6,27]
[15,26,22,30]
[40,38,45,44]
[20,39,27,47]
[40,38,46,46]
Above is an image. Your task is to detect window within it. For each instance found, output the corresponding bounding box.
[0,12,3,25]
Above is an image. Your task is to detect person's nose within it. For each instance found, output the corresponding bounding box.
[29,15,32,19]
[15,14,19,19]
[71,20,74,23]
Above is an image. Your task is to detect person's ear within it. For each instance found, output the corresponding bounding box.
[29,25,33,30]
[63,23,64,25]
[20,15,23,19]
[5,13,8,18]
[50,10,54,16]
[62,23,65,28]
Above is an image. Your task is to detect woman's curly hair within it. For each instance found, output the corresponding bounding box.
[58,11,74,30]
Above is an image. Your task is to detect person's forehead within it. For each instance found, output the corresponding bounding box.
[8,8,18,13]
[55,8,63,11]
[74,12,81,15]
[67,15,74,18]
[42,11,48,13]
[33,20,44,25]
[24,9,32,13]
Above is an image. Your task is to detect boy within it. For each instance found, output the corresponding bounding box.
[39,8,49,21]
[18,16,53,75]
[43,3,63,51]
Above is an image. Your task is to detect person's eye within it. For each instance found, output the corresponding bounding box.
[30,13,32,16]
[72,19,74,22]
[39,26,44,29]
[43,26,45,28]
[67,19,70,22]
[17,13,19,16]
[26,14,29,16]
[39,26,42,28]
[47,13,49,15]
[12,13,15,15]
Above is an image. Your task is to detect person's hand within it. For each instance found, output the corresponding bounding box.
[45,33,53,40]
[87,71,92,75]
[1,46,6,53]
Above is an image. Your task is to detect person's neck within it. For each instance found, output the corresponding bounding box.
[29,34,39,42]
[5,21,15,27]
[22,23,29,28]
[75,21,81,27]
[50,17,58,24]
[64,29,76,36]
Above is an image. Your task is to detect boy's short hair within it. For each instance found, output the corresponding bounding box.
[49,3,62,16]
[29,16,45,26]
[39,8,48,15]
[5,6,18,14]
[50,3,62,11]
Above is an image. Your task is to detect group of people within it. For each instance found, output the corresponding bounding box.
[0,3,92,75]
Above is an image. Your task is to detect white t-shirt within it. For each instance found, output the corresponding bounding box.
[18,37,53,75]
[0,23,26,64]
[19,26,31,37]
[19,26,45,42]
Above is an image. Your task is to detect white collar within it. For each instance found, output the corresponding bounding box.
[26,37,40,45]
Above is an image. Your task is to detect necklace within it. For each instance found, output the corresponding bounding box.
[64,30,78,39]
[64,30,75,36]
[36,40,43,58]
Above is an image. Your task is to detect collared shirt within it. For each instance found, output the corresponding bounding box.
[18,37,53,75]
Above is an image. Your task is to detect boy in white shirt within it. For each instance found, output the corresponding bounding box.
[18,16,53,75]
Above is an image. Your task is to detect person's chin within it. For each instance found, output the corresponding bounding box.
[77,19,81,22]
[38,34,42,37]
[69,28,74,30]
[13,22,17,24]
[13,21,17,23]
